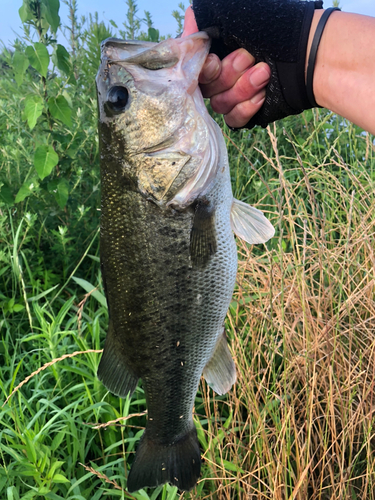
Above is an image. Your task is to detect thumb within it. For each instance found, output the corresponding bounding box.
[182,6,199,37]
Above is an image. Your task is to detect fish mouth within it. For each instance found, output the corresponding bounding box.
[100,32,210,56]
[99,32,210,85]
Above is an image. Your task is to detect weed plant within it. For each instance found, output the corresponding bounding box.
[1,1,375,499]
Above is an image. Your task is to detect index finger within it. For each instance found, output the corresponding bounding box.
[182,6,199,37]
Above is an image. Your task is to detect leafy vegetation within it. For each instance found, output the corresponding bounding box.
[1,1,374,499]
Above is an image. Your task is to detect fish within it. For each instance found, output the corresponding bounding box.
[95,32,274,493]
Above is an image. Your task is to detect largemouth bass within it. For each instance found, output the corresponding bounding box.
[96,32,274,492]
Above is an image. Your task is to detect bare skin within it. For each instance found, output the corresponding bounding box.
[308,10,375,134]
[183,6,271,129]
[183,6,375,134]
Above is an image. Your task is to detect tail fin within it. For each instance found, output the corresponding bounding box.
[127,425,201,492]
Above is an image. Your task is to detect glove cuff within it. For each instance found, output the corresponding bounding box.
[277,1,320,112]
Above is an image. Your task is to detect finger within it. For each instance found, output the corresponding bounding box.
[200,48,255,97]
[199,54,221,84]
[224,90,266,129]
[182,6,198,37]
[210,63,271,115]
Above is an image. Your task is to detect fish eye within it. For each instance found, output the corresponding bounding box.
[105,86,129,115]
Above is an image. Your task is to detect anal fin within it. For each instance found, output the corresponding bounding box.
[97,321,139,398]
[203,330,236,395]
[190,199,217,267]
[230,198,275,244]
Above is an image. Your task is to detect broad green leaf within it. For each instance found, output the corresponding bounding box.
[48,178,69,208]
[0,480,6,497]
[7,486,20,500]
[25,43,49,78]
[65,143,79,158]
[87,254,100,263]
[2,443,24,463]
[24,434,37,463]
[44,493,67,500]
[23,95,44,130]
[148,27,159,42]
[51,473,70,484]
[39,451,50,475]
[37,487,49,495]
[109,20,118,28]
[34,145,59,180]
[52,44,70,76]
[62,90,73,107]
[15,178,39,203]
[47,460,65,479]
[16,469,38,478]
[72,277,107,308]
[18,1,33,22]
[12,304,25,312]
[48,95,72,127]
[41,0,60,33]
[13,50,29,86]
[39,14,51,36]
[19,491,37,500]
[51,429,66,451]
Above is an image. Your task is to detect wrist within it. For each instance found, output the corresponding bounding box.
[305,9,341,108]
[305,10,325,80]
[311,12,375,134]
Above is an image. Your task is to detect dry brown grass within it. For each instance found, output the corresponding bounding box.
[186,127,375,499]
[79,462,125,492]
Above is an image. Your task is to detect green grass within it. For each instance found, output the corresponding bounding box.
[1,111,375,499]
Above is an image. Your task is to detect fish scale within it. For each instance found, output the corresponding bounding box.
[96,32,274,492]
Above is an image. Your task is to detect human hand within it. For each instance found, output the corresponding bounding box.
[189,0,324,129]
[182,6,271,129]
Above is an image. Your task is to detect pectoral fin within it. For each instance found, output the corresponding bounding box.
[203,330,236,395]
[230,198,275,244]
[190,199,217,267]
[98,320,139,398]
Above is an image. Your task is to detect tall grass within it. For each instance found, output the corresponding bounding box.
[190,117,375,499]
[1,112,374,499]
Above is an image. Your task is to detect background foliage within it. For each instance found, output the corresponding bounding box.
[1,1,374,499]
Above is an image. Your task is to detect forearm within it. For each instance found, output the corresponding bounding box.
[309,11,375,134]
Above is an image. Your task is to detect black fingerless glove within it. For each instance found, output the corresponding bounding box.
[192,0,323,129]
